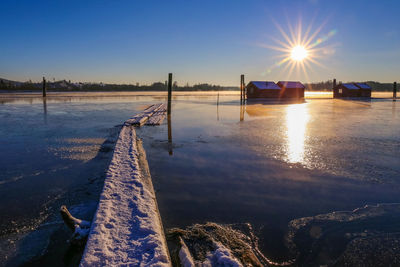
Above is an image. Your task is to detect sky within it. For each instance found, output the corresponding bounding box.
[1,0,399,85]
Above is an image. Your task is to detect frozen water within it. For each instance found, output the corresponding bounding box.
[0,91,399,266]
[0,94,166,265]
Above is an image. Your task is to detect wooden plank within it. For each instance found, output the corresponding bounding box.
[125,103,163,126]
[80,126,171,266]
[145,104,166,125]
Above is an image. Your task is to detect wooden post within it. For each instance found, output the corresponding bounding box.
[167,73,173,155]
[394,82,397,101]
[42,77,47,97]
[242,74,245,101]
[167,73,172,115]
[240,74,245,102]
[332,78,336,98]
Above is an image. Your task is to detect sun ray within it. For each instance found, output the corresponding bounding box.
[269,36,295,50]
[257,42,291,53]
[276,57,293,78]
[307,57,328,69]
[287,21,297,47]
[285,61,297,80]
[302,14,316,45]
[300,61,311,82]
[303,20,328,47]
[272,19,295,48]
[276,56,292,67]
[297,17,302,45]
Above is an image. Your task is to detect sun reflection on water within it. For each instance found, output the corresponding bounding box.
[285,104,309,163]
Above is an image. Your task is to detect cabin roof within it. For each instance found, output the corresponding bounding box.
[277,81,305,89]
[354,83,371,89]
[250,81,281,90]
[342,83,359,90]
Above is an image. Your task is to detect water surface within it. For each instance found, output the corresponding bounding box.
[136,92,400,264]
[0,91,399,266]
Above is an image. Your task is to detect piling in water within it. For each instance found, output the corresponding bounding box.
[168,73,172,115]
[240,74,245,102]
[167,73,173,155]
[42,77,47,97]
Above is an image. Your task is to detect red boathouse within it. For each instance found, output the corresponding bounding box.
[246,81,305,99]
[333,83,372,98]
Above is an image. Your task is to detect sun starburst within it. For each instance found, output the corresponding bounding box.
[261,18,337,82]
[291,45,308,61]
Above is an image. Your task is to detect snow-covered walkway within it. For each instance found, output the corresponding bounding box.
[80,125,171,266]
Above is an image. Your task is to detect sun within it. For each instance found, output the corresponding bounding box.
[291,45,308,62]
[260,19,337,79]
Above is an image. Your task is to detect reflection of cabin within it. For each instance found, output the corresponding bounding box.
[333,83,372,98]
[246,81,305,99]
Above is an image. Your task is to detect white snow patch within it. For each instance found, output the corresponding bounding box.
[125,103,164,126]
[178,237,242,267]
[201,242,243,267]
[355,83,371,89]
[80,125,171,266]
[251,81,281,90]
[342,83,359,90]
[179,237,196,267]
[277,81,305,89]
[145,104,167,125]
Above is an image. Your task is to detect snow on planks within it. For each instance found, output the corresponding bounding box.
[125,103,165,126]
[145,103,166,126]
[80,126,171,266]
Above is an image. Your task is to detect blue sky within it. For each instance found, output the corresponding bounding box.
[1,0,399,85]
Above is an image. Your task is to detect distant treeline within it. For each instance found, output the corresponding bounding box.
[0,78,396,92]
[304,80,396,92]
[0,79,237,92]
[81,82,238,91]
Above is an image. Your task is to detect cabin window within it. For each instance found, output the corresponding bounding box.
[339,89,342,94]
[250,88,254,94]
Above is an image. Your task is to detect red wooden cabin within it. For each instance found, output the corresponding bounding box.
[246,81,305,99]
[333,83,371,98]
[277,81,305,98]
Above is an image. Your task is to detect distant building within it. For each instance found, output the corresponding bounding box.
[246,81,305,99]
[333,83,371,98]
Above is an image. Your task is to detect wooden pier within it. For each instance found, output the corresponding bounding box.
[80,123,171,266]
[125,103,167,126]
